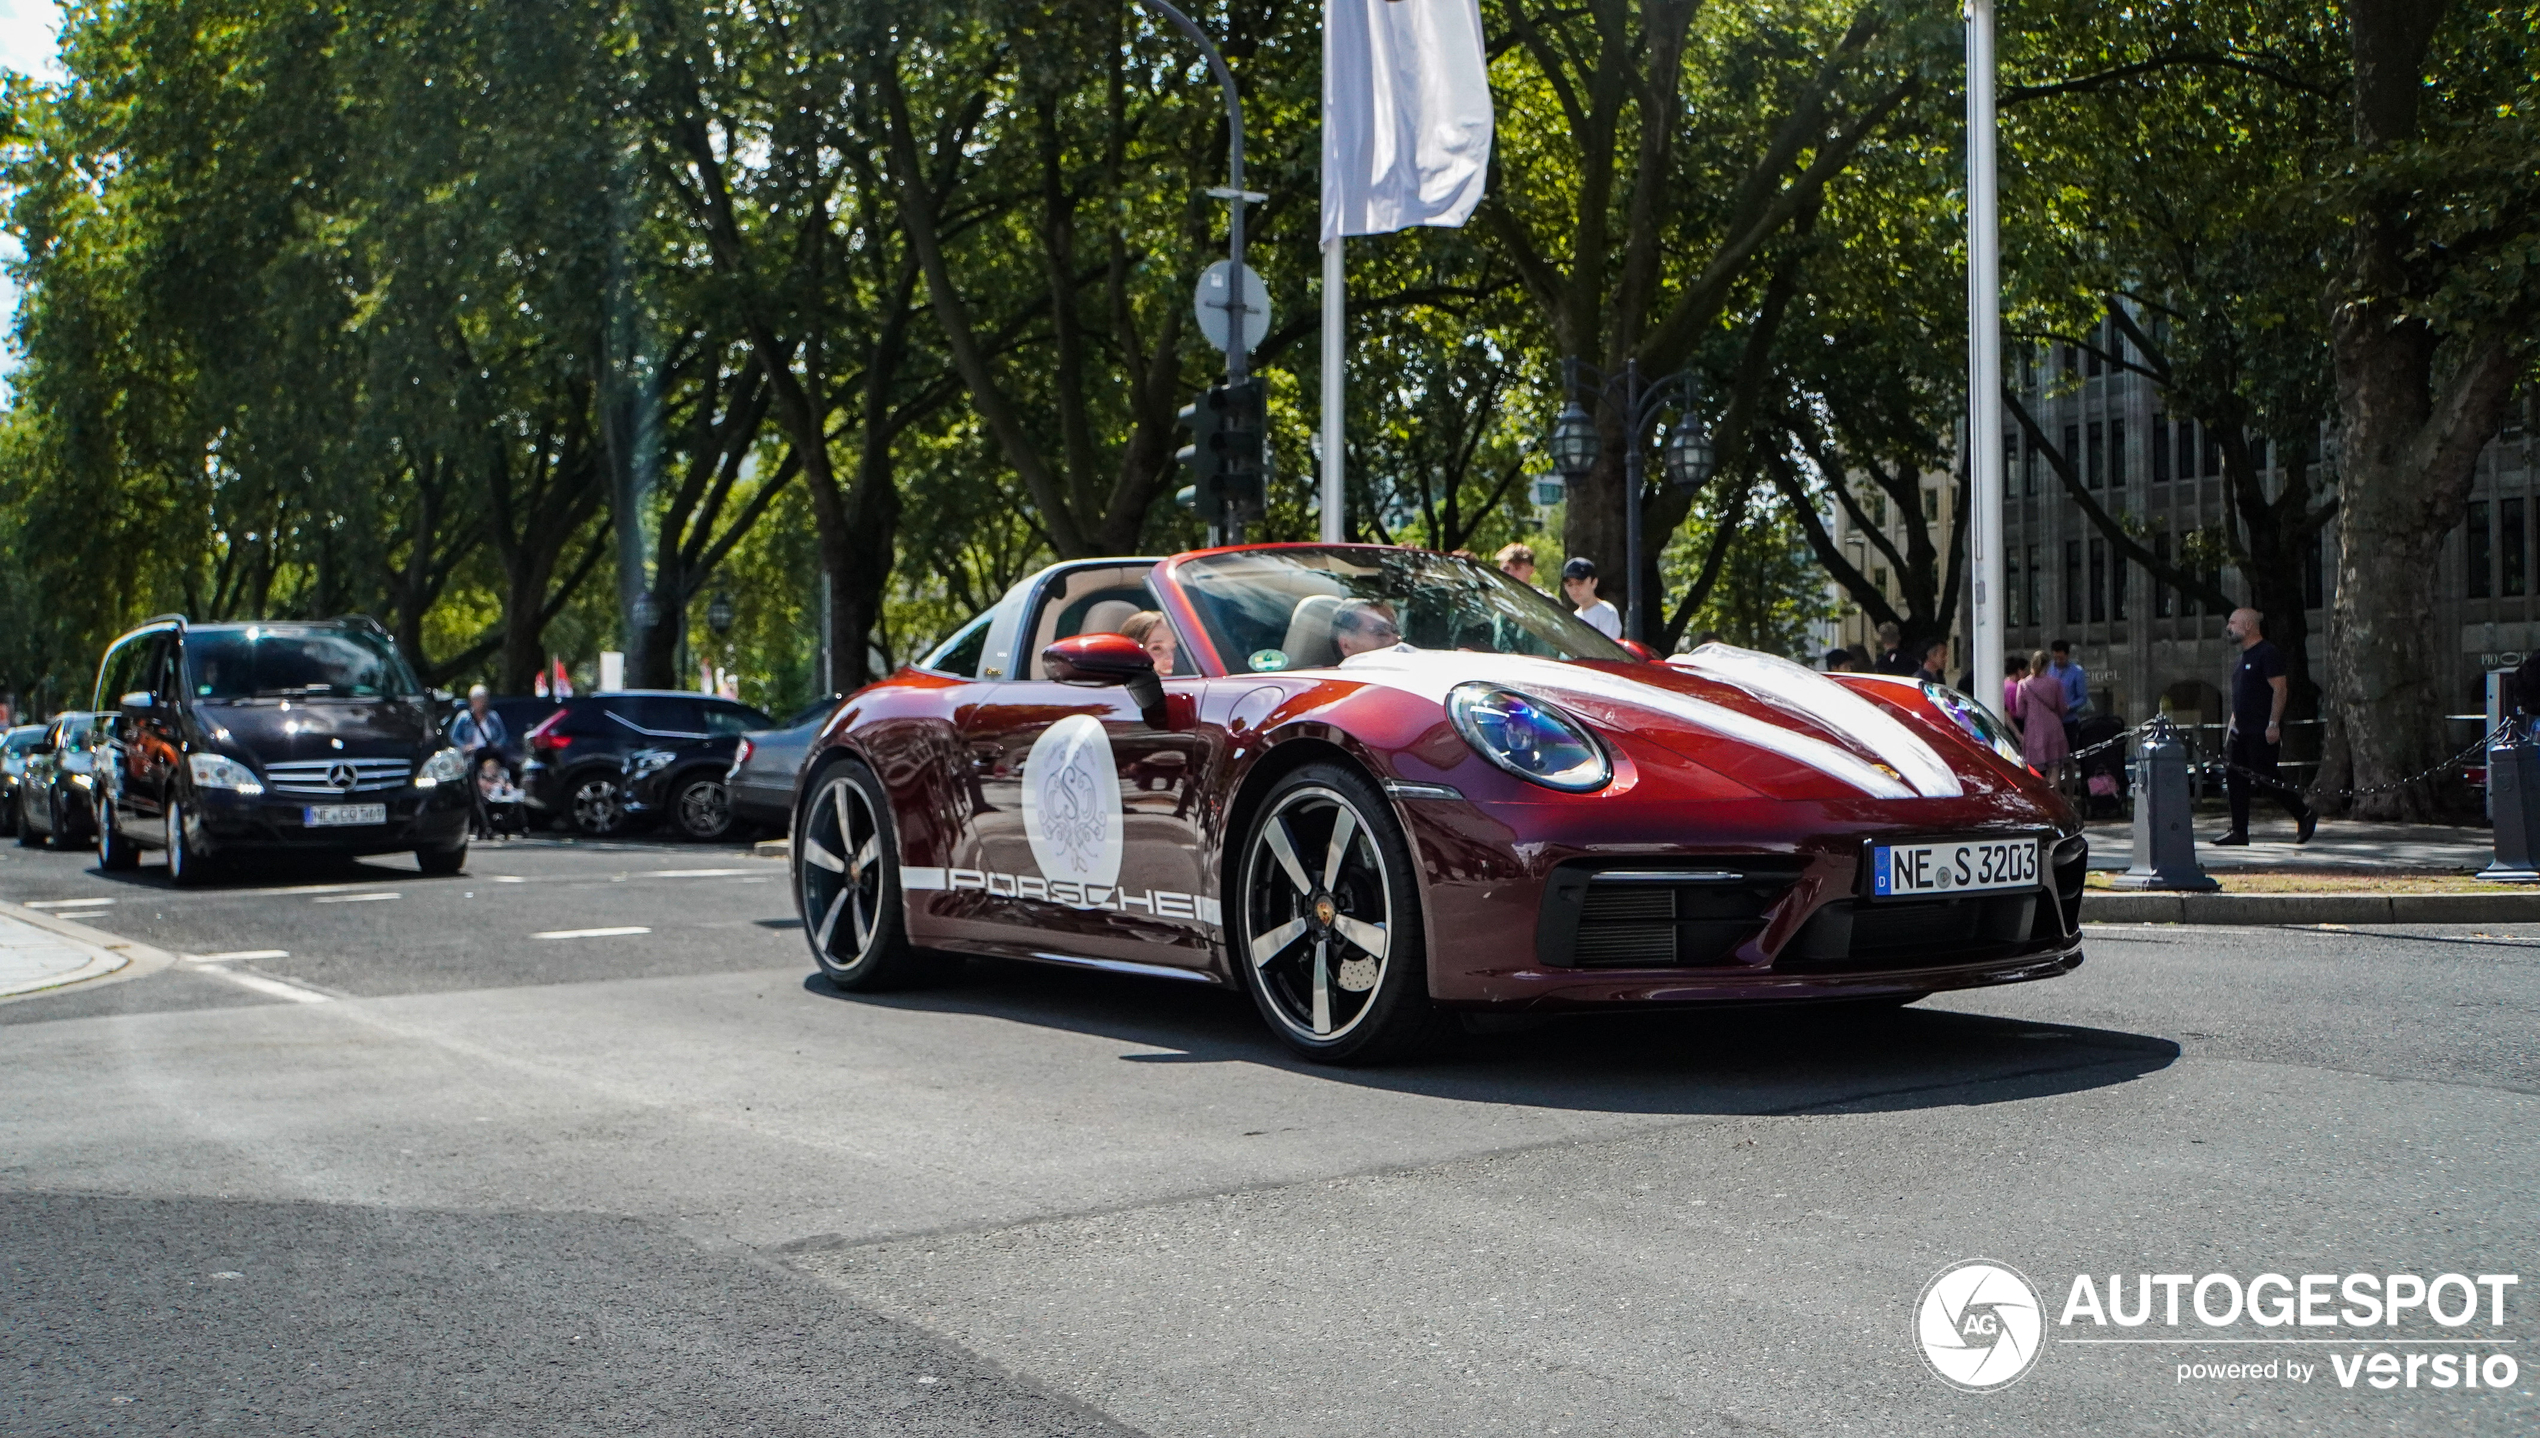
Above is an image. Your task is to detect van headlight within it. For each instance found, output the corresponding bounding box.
[1446,683,1611,792]
[416,746,469,788]
[188,752,265,795]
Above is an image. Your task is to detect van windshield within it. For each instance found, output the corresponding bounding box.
[186,628,420,700]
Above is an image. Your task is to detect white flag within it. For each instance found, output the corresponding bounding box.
[1322,0,1494,243]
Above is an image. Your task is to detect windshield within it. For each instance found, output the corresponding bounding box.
[1169,547,1633,673]
[185,627,421,700]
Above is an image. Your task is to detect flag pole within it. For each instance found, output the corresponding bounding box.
[1321,237,1345,542]
[1966,0,2005,717]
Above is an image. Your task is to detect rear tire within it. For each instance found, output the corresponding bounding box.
[569,775,625,836]
[672,775,735,841]
[796,760,933,990]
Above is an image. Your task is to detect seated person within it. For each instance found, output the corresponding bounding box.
[1116,610,1180,676]
[1332,599,1404,659]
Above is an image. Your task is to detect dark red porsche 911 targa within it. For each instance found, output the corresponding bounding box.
[791,544,2085,1063]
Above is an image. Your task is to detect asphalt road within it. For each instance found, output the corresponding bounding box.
[2,834,2532,1435]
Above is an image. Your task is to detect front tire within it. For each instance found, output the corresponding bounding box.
[97,801,140,871]
[165,798,211,886]
[1233,763,1446,1065]
[796,760,930,989]
[672,775,735,841]
[14,791,37,847]
[416,841,467,877]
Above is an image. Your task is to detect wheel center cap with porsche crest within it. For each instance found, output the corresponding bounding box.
[1312,895,1337,927]
[327,762,360,792]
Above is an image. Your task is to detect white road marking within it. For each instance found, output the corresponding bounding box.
[198,966,330,1004]
[647,868,752,878]
[491,876,528,883]
[312,893,398,904]
[23,898,115,909]
[532,926,651,940]
[188,950,290,962]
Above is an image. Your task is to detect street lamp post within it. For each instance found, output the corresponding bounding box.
[1548,357,1717,645]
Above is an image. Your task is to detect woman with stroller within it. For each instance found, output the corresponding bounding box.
[2014,651,2069,778]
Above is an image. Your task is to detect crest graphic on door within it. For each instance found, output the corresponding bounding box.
[1020,713,1124,888]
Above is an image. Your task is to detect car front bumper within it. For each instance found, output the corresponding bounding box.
[191,783,471,854]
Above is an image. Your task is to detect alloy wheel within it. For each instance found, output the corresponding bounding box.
[1243,784,1393,1041]
[571,777,625,835]
[675,778,732,840]
[799,774,884,971]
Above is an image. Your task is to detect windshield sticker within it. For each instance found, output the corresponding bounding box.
[1248,649,1290,672]
[1019,713,1124,889]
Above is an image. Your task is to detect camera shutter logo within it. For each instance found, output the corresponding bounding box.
[1916,1260,2044,1391]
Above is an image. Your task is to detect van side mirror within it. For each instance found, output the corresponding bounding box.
[119,689,157,713]
[1043,633,1167,725]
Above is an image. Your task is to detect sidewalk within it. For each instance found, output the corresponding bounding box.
[0,903,134,999]
[2081,817,2492,874]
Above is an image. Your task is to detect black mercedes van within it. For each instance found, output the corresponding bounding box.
[91,616,472,883]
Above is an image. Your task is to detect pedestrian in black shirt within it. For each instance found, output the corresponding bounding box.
[2214,608,2316,845]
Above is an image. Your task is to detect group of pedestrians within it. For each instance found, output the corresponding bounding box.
[1492,543,1623,640]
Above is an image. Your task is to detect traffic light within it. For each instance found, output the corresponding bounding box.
[1176,390,1224,518]
[1213,379,1266,520]
[1175,380,1268,528]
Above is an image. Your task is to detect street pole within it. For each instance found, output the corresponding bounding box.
[1136,0,1261,543]
[1321,238,1345,542]
[1623,359,1646,645]
[1966,0,2006,713]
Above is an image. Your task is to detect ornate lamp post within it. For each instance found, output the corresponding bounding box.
[1546,358,1717,643]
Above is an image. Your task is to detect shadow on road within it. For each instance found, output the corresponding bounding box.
[802,957,2179,1118]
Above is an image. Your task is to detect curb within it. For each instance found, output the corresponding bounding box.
[2082,891,2540,925]
[0,898,179,1002]
[752,838,790,860]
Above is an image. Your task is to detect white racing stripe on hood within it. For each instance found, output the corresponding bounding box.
[1672,644,1963,798]
[1333,647,1918,799]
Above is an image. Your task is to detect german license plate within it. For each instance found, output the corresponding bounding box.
[303,803,387,827]
[1871,837,2038,898]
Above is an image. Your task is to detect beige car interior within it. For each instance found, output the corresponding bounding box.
[1024,564,1160,679]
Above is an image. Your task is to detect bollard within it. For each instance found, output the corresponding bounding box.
[2108,716,2219,892]
[2478,720,2540,882]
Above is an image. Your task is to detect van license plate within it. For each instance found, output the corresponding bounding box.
[1871,838,2038,898]
[304,803,387,827]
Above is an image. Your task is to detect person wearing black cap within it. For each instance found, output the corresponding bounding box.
[1561,557,1621,639]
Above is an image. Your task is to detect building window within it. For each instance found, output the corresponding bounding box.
[2177,420,2197,481]
[1869,493,1886,529]
[2089,540,2108,622]
[1873,566,1889,598]
[2022,436,2037,497]
[2063,424,2080,486]
[2111,546,2128,621]
[2065,541,2084,624]
[2062,342,2080,375]
[2152,417,2171,482]
[2505,497,2527,597]
[2203,424,2223,477]
[2026,544,2040,626]
[2109,418,2126,488]
[2251,436,2269,471]
[2305,530,2325,609]
[2086,421,2104,489]
[2468,500,2491,599]
[1923,487,1938,522]
[2154,531,2174,617]
[2002,433,2017,489]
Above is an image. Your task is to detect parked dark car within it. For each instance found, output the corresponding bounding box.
[13,712,105,849]
[89,616,473,883]
[0,723,44,836]
[724,695,847,831]
[623,735,747,841]
[521,692,773,835]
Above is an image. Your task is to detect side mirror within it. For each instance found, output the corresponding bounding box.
[119,690,157,713]
[1619,639,1660,663]
[1043,633,1167,725]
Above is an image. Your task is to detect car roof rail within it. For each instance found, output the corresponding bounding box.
[135,613,189,630]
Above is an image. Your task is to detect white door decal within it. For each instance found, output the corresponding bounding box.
[1020,713,1124,889]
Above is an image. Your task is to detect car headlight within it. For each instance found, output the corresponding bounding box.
[627,748,674,779]
[1920,681,2026,766]
[416,746,469,787]
[187,752,265,795]
[1446,683,1612,793]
